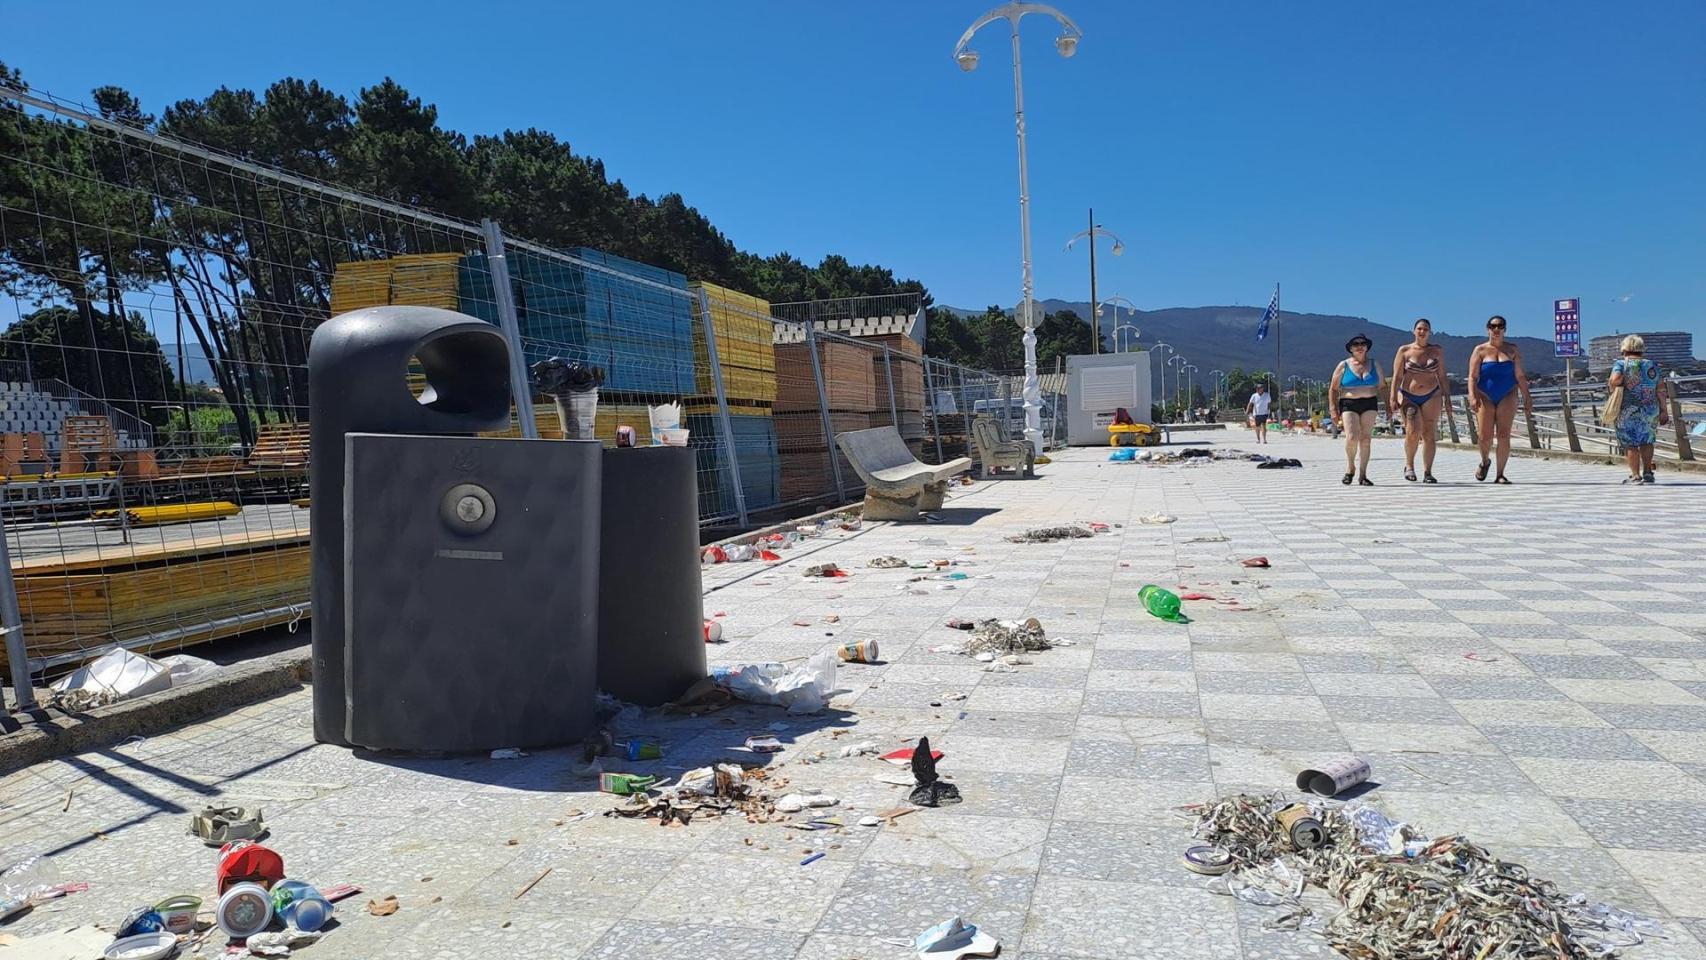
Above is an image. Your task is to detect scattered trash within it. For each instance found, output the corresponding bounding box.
[489,748,528,760]
[1295,756,1372,797]
[960,617,1049,656]
[599,772,660,795]
[837,639,879,664]
[1463,652,1500,663]
[799,852,826,866]
[1255,458,1304,469]
[1138,513,1177,524]
[713,652,838,713]
[366,895,400,917]
[152,894,201,934]
[513,867,553,900]
[244,928,323,957]
[908,736,961,807]
[775,793,839,814]
[664,675,734,713]
[1371,538,1394,544]
[1108,447,1137,462]
[881,746,944,766]
[103,932,177,960]
[50,649,172,710]
[804,563,848,578]
[869,556,909,568]
[1140,584,1187,623]
[745,736,784,753]
[116,905,166,938]
[1240,557,1271,568]
[217,882,274,937]
[159,653,222,687]
[1179,591,1216,601]
[944,618,977,630]
[1185,793,1663,957]
[216,841,284,895]
[620,740,663,761]
[858,816,882,827]
[838,741,879,758]
[190,806,266,847]
[1181,845,1234,876]
[703,619,724,643]
[1006,525,1093,544]
[915,916,1000,959]
[270,880,332,932]
[1274,803,1327,849]
[823,614,841,623]
[1185,535,1230,543]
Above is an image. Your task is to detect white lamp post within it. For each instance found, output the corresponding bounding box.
[1167,354,1187,419]
[956,2,1084,456]
[1069,222,1126,354]
[1208,369,1225,411]
[1152,341,1173,418]
[1112,323,1139,352]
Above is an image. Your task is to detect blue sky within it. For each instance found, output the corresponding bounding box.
[8,0,1704,343]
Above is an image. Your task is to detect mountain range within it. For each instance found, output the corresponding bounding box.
[951,301,1566,379]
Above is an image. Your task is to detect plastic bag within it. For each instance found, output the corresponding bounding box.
[51,649,172,708]
[713,652,837,713]
[160,654,221,687]
[0,854,62,921]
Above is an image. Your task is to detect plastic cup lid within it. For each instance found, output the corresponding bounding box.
[103,932,177,960]
[915,917,1000,959]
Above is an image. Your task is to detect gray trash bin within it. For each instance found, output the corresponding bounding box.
[308,306,520,746]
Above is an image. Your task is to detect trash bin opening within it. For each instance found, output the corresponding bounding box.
[409,328,511,418]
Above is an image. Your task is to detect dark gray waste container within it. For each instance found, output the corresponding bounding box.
[597,447,706,706]
[344,433,600,751]
[308,306,513,745]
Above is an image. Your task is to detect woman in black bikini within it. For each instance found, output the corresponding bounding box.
[1467,315,1534,484]
[1328,334,1385,485]
[1390,318,1452,483]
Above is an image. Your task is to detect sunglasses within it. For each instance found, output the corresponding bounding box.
[1488,324,1506,330]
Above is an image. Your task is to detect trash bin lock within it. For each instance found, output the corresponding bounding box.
[440,483,496,534]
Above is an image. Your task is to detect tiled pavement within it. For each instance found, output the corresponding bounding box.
[2,433,1704,958]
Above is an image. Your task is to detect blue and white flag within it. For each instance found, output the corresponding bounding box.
[1254,285,1279,342]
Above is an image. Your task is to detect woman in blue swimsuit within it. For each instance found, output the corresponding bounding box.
[1390,318,1452,483]
[1328,334,1385,486]
[1467,315,1534,484]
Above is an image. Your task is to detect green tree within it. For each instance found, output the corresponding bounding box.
[1036,308,1105,367]
[0,306,179,424]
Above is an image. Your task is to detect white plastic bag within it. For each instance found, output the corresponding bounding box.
[51,649,172,707]
[714,652,837,713]
[160,654,221,687]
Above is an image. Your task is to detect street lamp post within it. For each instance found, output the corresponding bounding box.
[1152,342,1172,419]
[1167,354,1187,419]
[1186,364,1198,416]
[956,3,1084,456]
[1208,369,1225,412]
[1098,295,1137,351]
[1068,220,1126,355]
[1112,323,1139,352]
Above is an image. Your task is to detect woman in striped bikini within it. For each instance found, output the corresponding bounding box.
[1390,318,1452,483]
[1467,315,1534,484]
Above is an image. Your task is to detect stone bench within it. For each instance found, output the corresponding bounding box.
[834,426,971,521]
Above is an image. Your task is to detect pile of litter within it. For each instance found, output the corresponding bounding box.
[867,556,909,568]
[1185,793,1663,959]
[702,513,862,564]
[1005,525,1092,543]
[608,763,779,826]
[964,618,1049,656]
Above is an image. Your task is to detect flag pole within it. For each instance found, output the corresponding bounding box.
[1273,282,1281,409]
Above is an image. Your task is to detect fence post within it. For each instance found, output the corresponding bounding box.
[1000,375,1013,436]
[882,346,899,429]
[697,288,748,526]
[926,360,946,464]
[1525,406,1542,449]
[803,325,846,503]
[1670,379,1695,461]
[1,515,35,710]
[1444,391,1461,444]
[1560,393,1582,453]
[478,219,539,439]
[1464,402,1479,444]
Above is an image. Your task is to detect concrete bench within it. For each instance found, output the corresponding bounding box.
[971,416,1034,479]
[835,426,971,521]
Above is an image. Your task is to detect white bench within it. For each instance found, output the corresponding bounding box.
[835,426,971,521]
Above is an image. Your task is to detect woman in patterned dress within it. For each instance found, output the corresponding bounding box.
[1607,334,1670,484]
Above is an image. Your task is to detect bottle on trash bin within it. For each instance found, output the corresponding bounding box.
[1139,584,1183,622]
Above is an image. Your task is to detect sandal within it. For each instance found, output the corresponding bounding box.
[1404,467,1417,482]
[1342,472,1354,485]
[1493,475,1511,485]
[190,806,266,847]
[1358,476,1374,486]
[1422,472,1437,484]
[1475,459,1489,482]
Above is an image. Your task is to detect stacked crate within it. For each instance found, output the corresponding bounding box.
[866,333,927,443]
[684,282,780,516]
[329,253,462,315]
[457,248,696,397]
[773,340,876,503]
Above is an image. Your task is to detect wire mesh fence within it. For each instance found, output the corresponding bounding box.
[0,83,1009,692]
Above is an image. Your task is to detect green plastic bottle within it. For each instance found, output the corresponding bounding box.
[1139,584,1184,622]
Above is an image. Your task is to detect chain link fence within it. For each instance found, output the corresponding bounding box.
[0,84,1011,696]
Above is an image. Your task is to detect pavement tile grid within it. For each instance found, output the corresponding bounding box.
[2,435,1705,958]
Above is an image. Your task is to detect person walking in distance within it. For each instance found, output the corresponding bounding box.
[1607,334,1670,484]
[1391,318,1452,483]
[1467,315,1534,484]
[1246,383,1272,444]
[1328,334,1386,485]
